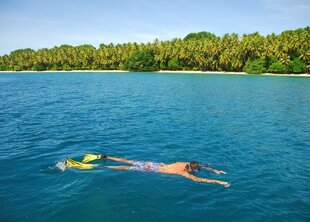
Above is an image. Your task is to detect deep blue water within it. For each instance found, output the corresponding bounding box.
[0,72,309,222]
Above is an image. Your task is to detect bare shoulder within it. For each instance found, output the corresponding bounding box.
[174,162,188,165]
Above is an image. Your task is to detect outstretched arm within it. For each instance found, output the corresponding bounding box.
[203,167,227,175]
[181,172,230,188]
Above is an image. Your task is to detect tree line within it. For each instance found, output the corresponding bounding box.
[0,27,309,74]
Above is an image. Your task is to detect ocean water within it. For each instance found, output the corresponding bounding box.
[0,72,309,222]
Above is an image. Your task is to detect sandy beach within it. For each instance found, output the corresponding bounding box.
[0,70,129,73]
[0,70,309,77]
[157,70,310,77]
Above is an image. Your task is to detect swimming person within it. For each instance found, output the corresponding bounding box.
[65,154,230,188]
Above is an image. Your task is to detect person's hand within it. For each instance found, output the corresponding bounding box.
[219,181,230,188]
[214,169,227,175]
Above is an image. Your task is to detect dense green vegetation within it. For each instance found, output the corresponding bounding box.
[243,58,267,74]
[122,50,158,71]
[0,27,309,74]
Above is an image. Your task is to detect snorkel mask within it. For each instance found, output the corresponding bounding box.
[189,162,210,173]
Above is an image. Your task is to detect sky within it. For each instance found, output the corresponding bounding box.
[0,0,309,55]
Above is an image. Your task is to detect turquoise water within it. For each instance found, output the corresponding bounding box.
[0,72,309,221]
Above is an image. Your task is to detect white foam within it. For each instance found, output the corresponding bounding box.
[56,161,67,172]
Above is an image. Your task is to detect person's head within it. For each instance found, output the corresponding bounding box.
[185,161,201,172]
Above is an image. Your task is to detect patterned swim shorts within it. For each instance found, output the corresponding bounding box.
[129,161,160,172]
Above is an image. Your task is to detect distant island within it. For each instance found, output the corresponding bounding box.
[0,27,309,74]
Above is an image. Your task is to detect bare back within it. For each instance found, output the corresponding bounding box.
[157,162,188,175]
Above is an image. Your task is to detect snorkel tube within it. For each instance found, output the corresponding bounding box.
[200,163,210,169]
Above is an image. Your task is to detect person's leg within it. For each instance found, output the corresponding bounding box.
[106,156,134,164]
[104,166,131,170]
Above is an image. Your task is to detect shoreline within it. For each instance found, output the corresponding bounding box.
[0,70,309,77]
[158,70,310,77]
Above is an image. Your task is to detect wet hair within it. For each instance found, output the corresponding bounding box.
[189,161,201,171]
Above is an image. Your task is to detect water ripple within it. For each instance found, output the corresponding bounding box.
[0,73,309,222]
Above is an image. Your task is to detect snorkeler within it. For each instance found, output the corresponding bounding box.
[65,154,230,188]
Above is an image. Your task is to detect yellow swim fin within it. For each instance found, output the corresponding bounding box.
[82,154,101,163]
[65,158,98,170]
